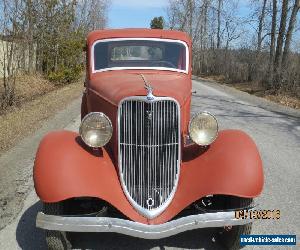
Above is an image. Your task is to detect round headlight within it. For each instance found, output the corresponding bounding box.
[79,112,113,148]
[189,112,218,146]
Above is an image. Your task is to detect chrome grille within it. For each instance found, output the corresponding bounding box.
[118,97,180,219]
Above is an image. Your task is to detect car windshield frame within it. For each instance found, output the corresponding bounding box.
[91,38,189,74]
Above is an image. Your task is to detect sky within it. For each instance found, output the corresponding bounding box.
[108,0,169,28]
[107,0,252,29]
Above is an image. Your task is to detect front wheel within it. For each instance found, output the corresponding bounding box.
[217,198,253,250]
[43,202,71,250]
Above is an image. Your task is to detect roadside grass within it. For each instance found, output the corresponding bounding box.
[201,75,300,109]
[0,74,55,114]
[0,75,83,154]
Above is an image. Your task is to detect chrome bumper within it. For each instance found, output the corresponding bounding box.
[36,211,251,239]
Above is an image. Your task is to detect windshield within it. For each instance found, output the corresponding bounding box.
[93,39,188,73]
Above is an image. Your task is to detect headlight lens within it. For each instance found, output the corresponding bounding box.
[79,112,113,147]
[189,112,218,146]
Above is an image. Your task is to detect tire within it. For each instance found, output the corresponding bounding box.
[44,202,72,250]
[218,198,253,250]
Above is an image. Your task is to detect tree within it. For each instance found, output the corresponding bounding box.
[27,0,109,82]
[0,0,23,108]
[274,0,289,73]
[257,0,267,52]
[0,0,110,111]
[75,0,108,34]
[282,0,300,68]
[217,0,223,49]
[150,16,164,29]
[267,0,277,88]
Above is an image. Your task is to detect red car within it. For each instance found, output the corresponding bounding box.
[34,29,264,250]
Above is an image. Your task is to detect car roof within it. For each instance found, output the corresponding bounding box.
[87,28,191,47]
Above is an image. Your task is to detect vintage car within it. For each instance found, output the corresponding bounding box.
[34,29,264,250]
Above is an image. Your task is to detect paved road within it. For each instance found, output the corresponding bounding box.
[0,79,299,249]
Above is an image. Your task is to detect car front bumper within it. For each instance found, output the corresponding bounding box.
[36,211,252,239]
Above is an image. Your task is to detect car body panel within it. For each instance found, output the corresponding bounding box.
[86,71,192,160]
[88,71,191,108]
[34,129,263,225]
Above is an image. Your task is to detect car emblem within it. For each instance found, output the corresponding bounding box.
[146,197,154,208]
[146,110,152,120]
[140,74,155,101]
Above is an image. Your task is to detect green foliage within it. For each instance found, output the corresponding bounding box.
[45,30,84,83]
[46,30,85,83]
[33,1,85,84]
[48,65,82,84]
[150,16,164,29]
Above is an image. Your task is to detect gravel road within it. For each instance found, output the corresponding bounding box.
[0,78,299,249]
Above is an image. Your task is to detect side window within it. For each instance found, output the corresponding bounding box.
[94,43,108,70]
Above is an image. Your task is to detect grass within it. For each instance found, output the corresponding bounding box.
[202,75,300,110]
[0,75,83,154]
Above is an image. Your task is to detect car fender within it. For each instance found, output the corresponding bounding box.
[152,129,264,224]
[33,130,148,224]
[34,130,263,225]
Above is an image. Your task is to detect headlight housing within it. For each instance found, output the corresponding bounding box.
[188,112,218,146]
[79,112,113,148]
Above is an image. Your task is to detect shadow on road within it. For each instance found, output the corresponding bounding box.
[191,94,300,141]
[16,201,46,250]
[16,202,224,250]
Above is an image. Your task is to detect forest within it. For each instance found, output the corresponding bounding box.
[165,0,300,100]
[1,0,299,112]
[0,0,109,110]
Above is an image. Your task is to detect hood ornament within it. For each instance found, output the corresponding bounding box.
[140,74,155,101]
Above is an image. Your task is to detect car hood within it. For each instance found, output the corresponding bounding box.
[88,71,191,107]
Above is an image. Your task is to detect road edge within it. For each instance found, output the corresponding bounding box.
[0,97,81,231]
[192,76,300,119]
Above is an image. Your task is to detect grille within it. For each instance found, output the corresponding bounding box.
[118,97,180,219]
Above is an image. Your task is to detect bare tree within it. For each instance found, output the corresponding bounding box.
[0,0,23,109]
[188,0,194,36]
[78,0,109,32]
[282,0,300,67]
[257,0,268,52]
[201,0,210,49]
[165,0,300,96]
[25,0,35,73]
[217,0,223,49]
[267,0,277,87]
[222,1,243,50]
[274,0,289,72]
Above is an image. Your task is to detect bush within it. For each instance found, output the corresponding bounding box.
[44,30,85,85]
[48,65,82,84]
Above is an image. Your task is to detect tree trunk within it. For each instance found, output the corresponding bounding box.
[282,0,300,68]
[267,0,277,88]
[257,0,267,52]
[188,0,194,37]
[179,1,189,31]
[274,0,288,73]
[202,0,209,50]
[217,0,222,49]
[254,0,267,82]
[26,0,34,74]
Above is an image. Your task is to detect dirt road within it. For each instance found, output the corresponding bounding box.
[0,78,299,249]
